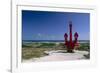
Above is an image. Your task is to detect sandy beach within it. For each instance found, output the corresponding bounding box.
[23,50,89,62]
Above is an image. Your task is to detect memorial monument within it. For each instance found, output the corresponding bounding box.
[64,21,79,53]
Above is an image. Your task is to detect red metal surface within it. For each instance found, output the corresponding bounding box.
[64,21,79,52]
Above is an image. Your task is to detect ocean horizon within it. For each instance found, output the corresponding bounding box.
[22,40,90,43]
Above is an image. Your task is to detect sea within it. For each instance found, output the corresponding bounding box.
[22,40,89,43]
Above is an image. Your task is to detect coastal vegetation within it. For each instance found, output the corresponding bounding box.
[22,42,90,60]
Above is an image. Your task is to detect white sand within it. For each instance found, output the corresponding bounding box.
[23,50,89,62]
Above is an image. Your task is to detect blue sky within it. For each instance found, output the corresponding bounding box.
[22,10,90,40]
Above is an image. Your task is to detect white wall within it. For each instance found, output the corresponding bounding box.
[0,0,100,73]
[19,0,97,5]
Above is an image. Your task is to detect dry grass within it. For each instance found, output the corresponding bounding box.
[22,42,90,60]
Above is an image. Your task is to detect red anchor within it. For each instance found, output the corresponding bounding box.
[64,21,79,53]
